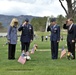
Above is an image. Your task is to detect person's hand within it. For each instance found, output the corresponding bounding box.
[72,40,75,42]
[30,40,33,43]
[57,41,59,43]
[22,22,26,26]
[22,23,25,26]
[8,40,10,43]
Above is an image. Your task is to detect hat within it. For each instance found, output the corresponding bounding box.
[50,18,56,22]
[25,18,29,22]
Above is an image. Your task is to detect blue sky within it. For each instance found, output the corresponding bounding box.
[0,0,67,17]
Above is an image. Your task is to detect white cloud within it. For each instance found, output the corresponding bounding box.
[0,0,67,17]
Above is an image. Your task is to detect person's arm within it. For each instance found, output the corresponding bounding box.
[57,26,60,42]
[75,25,76,42]
[7,26,12,43]
[29,25,34,42]
[63,24,68,29]
[72,25,76,42]
[63,21,69,29]
[18,24,23,31]
[31,25,34,41]
[47,25,51,31]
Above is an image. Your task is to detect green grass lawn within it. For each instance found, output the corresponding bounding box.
[0,31,76,75]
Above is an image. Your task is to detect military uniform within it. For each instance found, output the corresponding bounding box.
[47,18,60,59]
[18,21,34,52]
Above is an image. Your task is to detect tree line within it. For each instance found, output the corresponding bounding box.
[31,15,76,32]
[0,15,76,32]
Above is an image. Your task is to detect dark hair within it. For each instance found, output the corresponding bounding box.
[70,18,73,22]
[50,18,56,22]
[25,18,29,22]
[14,22,18,25]
[66,21,68,24]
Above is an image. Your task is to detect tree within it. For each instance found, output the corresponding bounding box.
[31,17,47,31]
[57,15,66,28]
[59,0,76,18]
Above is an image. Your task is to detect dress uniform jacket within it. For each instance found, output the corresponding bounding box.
[47,24,60,59]
[18,24,34,43]
[47,25,60,41]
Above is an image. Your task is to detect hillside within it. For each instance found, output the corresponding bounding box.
[0,14,38,28]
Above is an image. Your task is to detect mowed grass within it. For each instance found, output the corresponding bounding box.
[0,31,76,75]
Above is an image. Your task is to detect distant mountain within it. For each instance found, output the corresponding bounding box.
[0,14,39,28]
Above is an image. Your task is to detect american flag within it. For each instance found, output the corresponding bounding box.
[60,47,66,59]
[30,44,38,54]
[18,56,26,64]
[31,48,35,54]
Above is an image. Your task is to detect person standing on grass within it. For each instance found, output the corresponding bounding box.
[41,35,44,42]
[63,18,76,59]
[47,18,60,59]
[45,35,48,41]
[18,18,34,59]
[7,18,18,60]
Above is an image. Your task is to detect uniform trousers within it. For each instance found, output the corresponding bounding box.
[8,44,16,59]
[67,41,75,59]
[51,41,58,59]
[21,42,30,52]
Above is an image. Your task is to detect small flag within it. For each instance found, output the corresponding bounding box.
[18,54,26,64]
[60,47,66,59]
[31,48,35,54]
[31,44,38,54]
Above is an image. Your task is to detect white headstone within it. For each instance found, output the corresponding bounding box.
[45,17,50,32]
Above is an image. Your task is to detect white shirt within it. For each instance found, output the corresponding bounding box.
[53,24,56,28]
[69,23,73,30]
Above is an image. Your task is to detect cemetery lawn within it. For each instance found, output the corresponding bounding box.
[0,31,76,75]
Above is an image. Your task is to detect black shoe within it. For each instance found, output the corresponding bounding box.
[12,58,15,59]
[8,58,15,60]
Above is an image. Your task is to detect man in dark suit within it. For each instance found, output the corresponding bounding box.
[47,18,60,59]
[18,18,34,58]
[63,18,76,59]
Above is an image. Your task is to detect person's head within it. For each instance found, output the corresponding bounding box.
[10,18,18,27]
[50,18,56,25]
[67,18,74,25]
[23,18,29,25]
